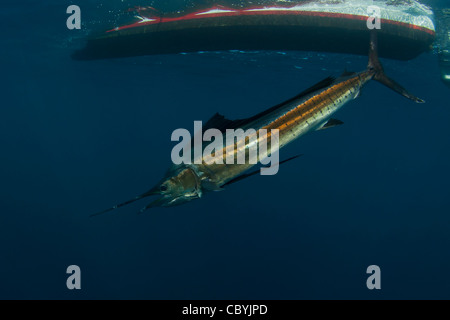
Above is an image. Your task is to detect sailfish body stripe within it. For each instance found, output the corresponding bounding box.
[198,71,374,187]
[264,73,370,148]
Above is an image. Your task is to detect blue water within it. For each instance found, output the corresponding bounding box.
[1,0,449,299]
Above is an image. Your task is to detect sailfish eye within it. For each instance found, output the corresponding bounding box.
[160,184,168,192]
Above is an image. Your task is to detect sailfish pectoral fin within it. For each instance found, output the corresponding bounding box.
[138,197,166,214]
[222,155,303,187]
[316,118,344,131]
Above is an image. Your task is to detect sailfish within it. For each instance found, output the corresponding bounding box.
[92,31,424,217]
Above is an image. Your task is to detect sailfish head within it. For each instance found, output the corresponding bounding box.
[145,165,203,210]
[91,165,202,217]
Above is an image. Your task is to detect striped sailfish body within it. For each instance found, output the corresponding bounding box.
[92,31,424,215]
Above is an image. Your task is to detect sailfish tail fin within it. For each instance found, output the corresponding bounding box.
[368,30,425,103]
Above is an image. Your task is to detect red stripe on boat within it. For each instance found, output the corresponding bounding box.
[106,7,435,36]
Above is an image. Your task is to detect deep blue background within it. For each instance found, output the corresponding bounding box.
[1,0,449,299]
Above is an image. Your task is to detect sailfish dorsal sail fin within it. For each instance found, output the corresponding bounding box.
[202,76,336,134]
